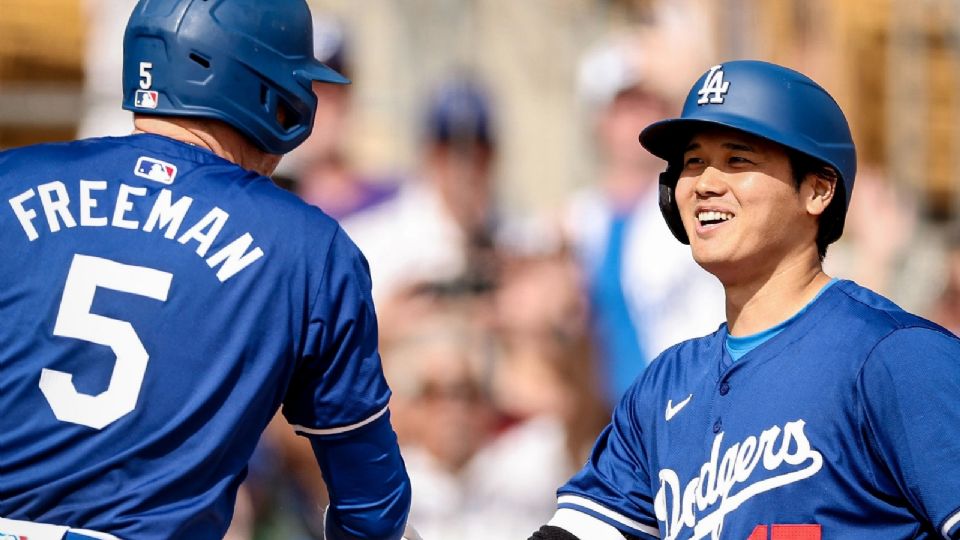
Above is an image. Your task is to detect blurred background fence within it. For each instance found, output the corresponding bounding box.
[3,0,960,220]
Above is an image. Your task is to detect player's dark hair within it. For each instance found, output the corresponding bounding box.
[788,150,845,261]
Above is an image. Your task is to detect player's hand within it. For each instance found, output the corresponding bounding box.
[402,523,423,540]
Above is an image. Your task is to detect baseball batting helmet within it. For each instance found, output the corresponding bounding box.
[122,0,349,155]
[638,60,856,245]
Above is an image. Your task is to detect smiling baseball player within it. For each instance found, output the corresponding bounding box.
[529,60,960,540]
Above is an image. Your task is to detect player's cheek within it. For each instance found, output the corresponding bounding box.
[675,176,698,228]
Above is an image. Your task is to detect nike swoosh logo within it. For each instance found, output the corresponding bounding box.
[665,394,693,421]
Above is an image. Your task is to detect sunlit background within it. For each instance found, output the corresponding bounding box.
[0,0,960,219]
[5,1,960,217]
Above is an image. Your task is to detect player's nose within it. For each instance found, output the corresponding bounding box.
[694,166,727,198]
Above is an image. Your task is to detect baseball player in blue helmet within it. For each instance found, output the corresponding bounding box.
[0,1,419,539]
[529,60,960,540]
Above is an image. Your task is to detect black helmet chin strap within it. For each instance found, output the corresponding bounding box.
[658,162,689,244]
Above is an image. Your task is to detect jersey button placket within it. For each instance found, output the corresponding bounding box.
[714,380,729,432]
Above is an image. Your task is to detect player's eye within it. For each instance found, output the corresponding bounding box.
[683,156,705,169]
[728,155,756,166]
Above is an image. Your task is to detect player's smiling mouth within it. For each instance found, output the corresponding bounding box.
[697,210,734,227]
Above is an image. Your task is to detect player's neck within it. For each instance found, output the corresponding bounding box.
[132,116,281,176]
[723,255,831,337]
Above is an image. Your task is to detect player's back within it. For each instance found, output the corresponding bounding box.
[0,134,379,539]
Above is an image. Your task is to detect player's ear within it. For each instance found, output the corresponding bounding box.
[803,168,838,218]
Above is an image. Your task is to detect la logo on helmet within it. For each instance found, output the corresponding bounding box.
[697,65,730,105]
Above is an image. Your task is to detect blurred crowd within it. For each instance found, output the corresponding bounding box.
[233,18,727,539]
[17,1,960,539]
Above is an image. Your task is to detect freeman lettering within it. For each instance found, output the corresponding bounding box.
[9,180,263,282]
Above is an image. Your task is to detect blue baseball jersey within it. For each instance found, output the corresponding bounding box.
[556,280,960,539]
[0,134,392,538]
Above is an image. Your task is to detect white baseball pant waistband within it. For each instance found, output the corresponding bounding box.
[0,517,120,540]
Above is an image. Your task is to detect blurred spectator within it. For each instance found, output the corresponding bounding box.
[475,251,612,539]
[78,0,138,138]
[274,17,401,221]
[565,31,724,405]
[823,166,945,313]
[490,252,609,464]
[381,302,503,540]
[824,167,915,294]
[929,227,960,335]
[378,251,609,540]
[341,75,501,302]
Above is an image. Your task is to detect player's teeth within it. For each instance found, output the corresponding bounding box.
[697,211,733,222]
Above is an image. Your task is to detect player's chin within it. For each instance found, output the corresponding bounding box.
[688,240,738,274]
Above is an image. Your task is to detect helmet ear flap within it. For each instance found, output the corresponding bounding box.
[658,162,689,244]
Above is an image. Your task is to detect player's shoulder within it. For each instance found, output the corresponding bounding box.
[241,169,340,234]
[654,324,726,363]
[0,138,92,166]
[829,280,959,372]
[0,138,143,195]
[831,279,954,337]
[125,133,344,236]
[635,324,726,388]
[848,290,960,405]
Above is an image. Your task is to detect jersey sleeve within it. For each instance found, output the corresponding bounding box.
[858,326,960,539]
[282,226,392,435]
[555,382,660,539]
[311,410,411,540]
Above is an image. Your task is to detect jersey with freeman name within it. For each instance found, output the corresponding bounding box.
[0,134,391,539]
[557,280,960,540]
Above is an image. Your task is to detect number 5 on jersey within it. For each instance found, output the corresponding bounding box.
[40,254,172,430]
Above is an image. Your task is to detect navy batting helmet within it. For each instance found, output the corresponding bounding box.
[122,0,349,155]
[639,60,856,245]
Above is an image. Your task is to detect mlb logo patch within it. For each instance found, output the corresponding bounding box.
[135,156,178,185]
[134,89,159,109]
